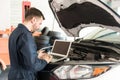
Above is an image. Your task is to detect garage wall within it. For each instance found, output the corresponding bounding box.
[11,0,22,27]
[0,0,10,30]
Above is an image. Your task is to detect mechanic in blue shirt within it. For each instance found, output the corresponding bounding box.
[8,7,52,80]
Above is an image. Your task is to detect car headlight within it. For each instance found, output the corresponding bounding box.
[53,65,110,79]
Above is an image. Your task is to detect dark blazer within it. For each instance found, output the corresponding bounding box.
[8,24,47,80]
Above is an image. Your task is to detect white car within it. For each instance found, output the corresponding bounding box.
[37,0,120,80]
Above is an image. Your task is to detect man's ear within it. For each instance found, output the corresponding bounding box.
[31,17,36,24]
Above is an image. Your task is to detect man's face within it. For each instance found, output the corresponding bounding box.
[32,17,43,32]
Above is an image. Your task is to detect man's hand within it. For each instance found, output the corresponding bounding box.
[37,50,45,59]
[41,54,53,63]
[37,50,52,63]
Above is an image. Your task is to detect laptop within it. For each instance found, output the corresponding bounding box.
[49,40,72,63]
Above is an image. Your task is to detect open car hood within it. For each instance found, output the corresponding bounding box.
[49,0,120,37]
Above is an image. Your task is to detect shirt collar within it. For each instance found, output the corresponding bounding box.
[18,23,31,33]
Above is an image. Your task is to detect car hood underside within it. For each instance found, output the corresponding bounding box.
[49,0,120,36]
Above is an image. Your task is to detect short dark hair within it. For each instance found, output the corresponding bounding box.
[25,7,45,20]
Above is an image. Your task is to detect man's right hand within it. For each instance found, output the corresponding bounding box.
[37,50,52,63]
[41,54,53,63]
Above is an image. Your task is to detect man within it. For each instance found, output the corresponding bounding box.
[8,7,52,80]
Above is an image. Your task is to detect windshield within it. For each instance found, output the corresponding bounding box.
[80,27,120,42]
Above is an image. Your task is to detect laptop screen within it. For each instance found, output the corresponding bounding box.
[52,40,71,55]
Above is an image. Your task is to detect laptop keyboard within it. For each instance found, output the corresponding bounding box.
[52,55,62,59]
[50,55,64,62]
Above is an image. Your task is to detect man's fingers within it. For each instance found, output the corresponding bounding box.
[38,50,45,53]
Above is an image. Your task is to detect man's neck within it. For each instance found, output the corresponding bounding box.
[23,21,32,32]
